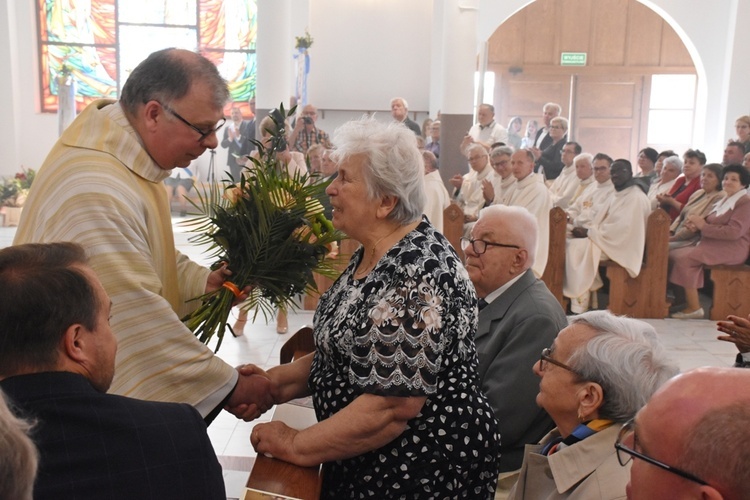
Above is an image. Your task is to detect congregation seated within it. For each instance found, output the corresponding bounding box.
[0,242,226,499]
[566,153,614,233]
[657,149,705,221]
[548,142,582,209]
[669,163,725,250]
[464,205,567,477]
[635,147,659,184]
[505,148,552,277]
[563,159,650,313]
[647,155,681,209]
[669,165,750,319]
[508,311,678,499]
[565,152,596,207]
[654,149,677,180]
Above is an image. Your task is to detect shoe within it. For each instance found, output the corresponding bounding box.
[670,308,705,319]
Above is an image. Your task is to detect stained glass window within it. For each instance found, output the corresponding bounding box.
[36,0,257,115]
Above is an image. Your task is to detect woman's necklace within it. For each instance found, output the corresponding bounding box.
[354,224,403,278]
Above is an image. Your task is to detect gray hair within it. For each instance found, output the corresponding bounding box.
[466,143,489,159]
[390,97,408,110]
[332,117,425,224]
[543,102,562,115]
[679,401,750,498]
[662,155,684,173]
[479,103,495,113]
[574,153,594,167]
[0,390,37,500]
[120,48,229,115]
[477,204,538,268]
[491,145,514,158]
[567,311,679,422]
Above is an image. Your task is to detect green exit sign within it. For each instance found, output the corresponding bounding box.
[561,52,587,66]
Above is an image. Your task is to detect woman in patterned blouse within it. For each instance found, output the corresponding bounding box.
[249,117,501,499]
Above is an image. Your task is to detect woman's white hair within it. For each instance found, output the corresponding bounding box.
[662,155,684,173]
[332,117,425,224]
[0,390,37,500]
[567,311,679,423]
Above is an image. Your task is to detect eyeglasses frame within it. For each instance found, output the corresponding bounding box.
[160,102,226,142]
[460,237,520,255]
[614,418,709,486]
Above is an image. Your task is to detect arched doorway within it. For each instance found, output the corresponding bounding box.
[487,0,697,162]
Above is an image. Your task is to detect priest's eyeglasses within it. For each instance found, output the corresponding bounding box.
[614,418,709,486]
[460,237,519,255]
[161,103,226,142]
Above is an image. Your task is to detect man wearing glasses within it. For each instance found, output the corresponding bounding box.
[463,204,567,489]
[14,48,274,424]
[617,367,750,500]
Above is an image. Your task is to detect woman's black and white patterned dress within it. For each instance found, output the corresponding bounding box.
[310,220,500,499]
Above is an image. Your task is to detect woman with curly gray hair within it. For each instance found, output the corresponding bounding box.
[509,310,678,499]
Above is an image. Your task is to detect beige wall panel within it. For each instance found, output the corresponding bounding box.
[660,25,694,67]
[576,125,633,159]
[625,1,663,66]
[560,0,592,53]
[576,81,636,119]
[489,12,525,65]
[591,0,628,66]
[523,1,557,64]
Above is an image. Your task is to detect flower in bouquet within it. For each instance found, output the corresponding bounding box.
[182,104,343,352]
[0,167,35,207]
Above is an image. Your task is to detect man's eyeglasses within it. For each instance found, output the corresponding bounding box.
[460,237,519,255]
[614,418,709,486]
[539,347,581,376]
[161,103,226,142]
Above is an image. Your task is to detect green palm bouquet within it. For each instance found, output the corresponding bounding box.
[183,104,342,352]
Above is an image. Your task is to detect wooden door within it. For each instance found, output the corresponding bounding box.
[570,74,645,161]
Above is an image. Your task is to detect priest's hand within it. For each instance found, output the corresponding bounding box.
[450,174,464,189]
[482,178,495,204]
[225,365,278,421]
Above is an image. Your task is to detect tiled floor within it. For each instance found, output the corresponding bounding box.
[0,217,739,470]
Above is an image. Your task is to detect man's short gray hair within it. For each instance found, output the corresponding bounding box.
[477,205,537,268]
[662,155,684,173]
[491,145,514,158]
[567,311,679,423]
[390,97,408,110]
[332,117,425,225]
[543,102,562,115]
[466,143,489,158]
[574,153,594,167]
[120,48,229,115]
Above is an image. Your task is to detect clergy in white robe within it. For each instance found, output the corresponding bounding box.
[422,150,450,232]
[487,145,516,205]
[563,159,651,312]
[450,143,495,220]
[548,142,581,209]
[567,153,596,206]
[567,154,615,232]
[507,149,552,277]
[647,155,683,209]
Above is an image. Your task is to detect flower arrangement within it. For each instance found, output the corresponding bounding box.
[295,30,314,50]
[0,167,36,207]
[182,104,342,352]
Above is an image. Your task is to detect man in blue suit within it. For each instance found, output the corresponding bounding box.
[0,242,226,499]
[464,204,568,484]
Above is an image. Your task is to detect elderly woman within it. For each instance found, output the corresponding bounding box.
[249,118,501,498]
[647,155,682,209]
[532,116,568,181]
[670,165,750,319]
[669,163,724,250]
[735,115,750,154]
[508,311,678,499]
[657,149,705,221]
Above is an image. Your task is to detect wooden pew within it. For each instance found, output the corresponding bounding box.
[707,264,750,320]
[443,202,465,261]
[604,208,670,319]
[540,207,567,308]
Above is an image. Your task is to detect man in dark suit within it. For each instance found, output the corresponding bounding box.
[0,242,226,499]
[221,101,256,181]
[390,97,422,136]
[463,204,568,481]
